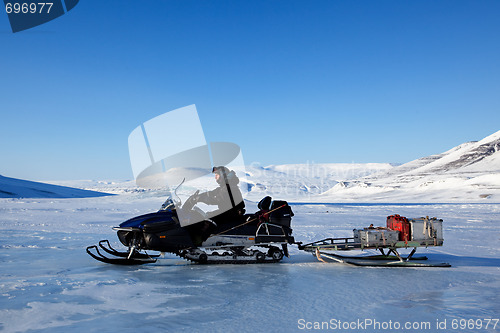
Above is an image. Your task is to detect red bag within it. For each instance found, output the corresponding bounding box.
[387,214,410,241]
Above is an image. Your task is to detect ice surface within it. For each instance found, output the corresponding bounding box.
[1,193,499,333]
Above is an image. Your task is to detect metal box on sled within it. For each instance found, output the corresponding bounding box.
[353,228,400,247]
[409,217,443,245]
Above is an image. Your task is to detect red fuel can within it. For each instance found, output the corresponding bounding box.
[387,214,411,241]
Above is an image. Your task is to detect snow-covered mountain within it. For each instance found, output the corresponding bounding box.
[240,162,394,201]
[4,130,498,202]
[0,175,112,198]
[38,163,392,202]
[320,130,500,202]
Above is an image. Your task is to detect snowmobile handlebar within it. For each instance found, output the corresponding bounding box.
[182,190,200,212]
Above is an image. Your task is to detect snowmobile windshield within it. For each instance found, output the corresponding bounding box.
[159,197,176,212]
[128,105,248,226]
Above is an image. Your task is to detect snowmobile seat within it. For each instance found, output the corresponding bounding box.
[257,196,272,211]
[269,200,294,228]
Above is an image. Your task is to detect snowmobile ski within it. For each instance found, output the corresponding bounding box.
[86,243,157,265]
[97,239,160,259]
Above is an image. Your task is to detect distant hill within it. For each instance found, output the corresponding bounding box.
[0,175,113,199]
[320,130,500,202]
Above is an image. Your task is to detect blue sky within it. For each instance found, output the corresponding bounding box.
[1,0,499,180]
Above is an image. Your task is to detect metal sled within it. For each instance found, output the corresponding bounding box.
[297,236,451,268]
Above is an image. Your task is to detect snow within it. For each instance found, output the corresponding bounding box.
[1,191,499,333]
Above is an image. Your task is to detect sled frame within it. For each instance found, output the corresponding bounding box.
[297,237,450,267]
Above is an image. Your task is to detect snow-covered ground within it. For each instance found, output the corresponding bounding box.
[1,191,499,333]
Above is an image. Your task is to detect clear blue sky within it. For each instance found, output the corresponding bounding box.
[1,0,499,180]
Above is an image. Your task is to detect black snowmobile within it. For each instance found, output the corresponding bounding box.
[86,194,295,265]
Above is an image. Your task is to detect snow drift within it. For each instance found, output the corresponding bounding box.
[0,175,112,199]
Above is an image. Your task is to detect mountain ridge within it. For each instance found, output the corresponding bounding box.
[319,130,500,202]
[2,130,499,202]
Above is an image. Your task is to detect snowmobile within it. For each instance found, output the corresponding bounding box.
[86,194,295,265]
